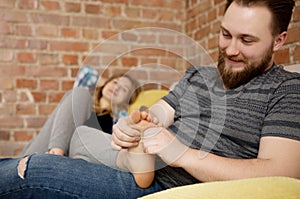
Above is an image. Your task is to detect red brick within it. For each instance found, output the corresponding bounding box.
[293,6,300,22]
[104,5,121,17]
[40,79,59,90]
[14,130,34,141]
[159,35,175,44]
[101,30,119,39]
[124,7,140,18]
[48,92,64,103]
[61,27,80,38]
[286,26,300,44]
[0,22,12,35]
[31,13,69,26]
[131,0,163,7]
[149,69,182,83]
[294,45,300,62]
[26,117,47,128]
[85,4,101,14]
[39,53,59,65]
[31,91,47,102]
[138,34,156,44]
[2,90,17,102]
[159,11,174,22]
[17,52,36,63]
[49,41,89,52]
[140,58,158,65]
[98,0,127,3]
[274,48,290,65]
[38,25,58,37]
[0,38,27,49]
[83,28,99,40]
[121,57,138,67]
[19,0,38,9]
[0,77,14,90]
[16,79,37,89]
[132,48,167,57]
[0,141,26,157]
[19,91,33,102]
[121,32,138,42]
[28,40,48,50]
[97,42,129,55]
[63,54,78,65]
[65,2,81,13]
[0,130,10,140]
[111,19,143,30]
[0,103,13,115]
[3,10,27,22]
[0,65,25,77]
[16,104,36,115]
[26,66,67,77]
[16,24,35,36]
[0,49,13,62]
[0,0,15,8]
[141,8,158,19]
[62,80,74,91]
[0,117,23,128]
[41,1,60,10]
[39,104,56,115]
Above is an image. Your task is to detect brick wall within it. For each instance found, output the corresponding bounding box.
[186,0,300,64]
[0,0,299,157]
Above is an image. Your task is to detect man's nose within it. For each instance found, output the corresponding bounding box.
[226,39,240,56]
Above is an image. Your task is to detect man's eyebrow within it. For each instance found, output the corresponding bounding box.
[220,25,259,40]
[220,25,229,32]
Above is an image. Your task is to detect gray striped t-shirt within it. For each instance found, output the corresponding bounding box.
[155,65,300,188]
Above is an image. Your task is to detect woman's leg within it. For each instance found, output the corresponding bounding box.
[69,121,157,189]
[22,88,92,156]
[0,154,164,199]
[69,126,119,167]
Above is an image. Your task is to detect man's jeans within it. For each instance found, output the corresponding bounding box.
[0,154,165,199]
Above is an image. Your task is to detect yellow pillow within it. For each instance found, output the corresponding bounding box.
[129,89,169,113]
[140,177,300,199]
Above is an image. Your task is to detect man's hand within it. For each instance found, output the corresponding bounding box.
[111,109,157,150]
[142,127,188,167]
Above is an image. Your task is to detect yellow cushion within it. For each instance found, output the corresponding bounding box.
[129,89,169,113]
[140,177,300,199]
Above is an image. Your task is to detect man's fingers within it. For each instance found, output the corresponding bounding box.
[111,131,139,149]
[116,117,140,136]
[111,139,122,150]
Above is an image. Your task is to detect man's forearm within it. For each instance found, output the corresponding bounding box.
[179,148,298,182]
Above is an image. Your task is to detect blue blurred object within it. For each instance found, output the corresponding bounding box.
[73,66,99,90]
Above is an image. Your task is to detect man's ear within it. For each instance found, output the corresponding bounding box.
[273,31,287,51]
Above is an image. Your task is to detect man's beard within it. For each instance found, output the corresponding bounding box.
[217,47,273,89]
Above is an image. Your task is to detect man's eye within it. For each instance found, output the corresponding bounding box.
[241,38,253,44]
[221,30,231,38]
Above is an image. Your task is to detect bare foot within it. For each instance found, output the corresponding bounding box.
[126,110,158,188]
[48,148,64,156]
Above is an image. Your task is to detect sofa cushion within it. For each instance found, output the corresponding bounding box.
[140,177,300,199]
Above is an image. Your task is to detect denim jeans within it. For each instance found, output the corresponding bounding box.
[0,154,165,199]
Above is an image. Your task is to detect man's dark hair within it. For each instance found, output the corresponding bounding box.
[225,0,295,36]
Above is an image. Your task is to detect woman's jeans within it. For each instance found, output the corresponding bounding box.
[0,154,165,199]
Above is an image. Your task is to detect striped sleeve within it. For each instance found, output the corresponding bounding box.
[262,78,300,140]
